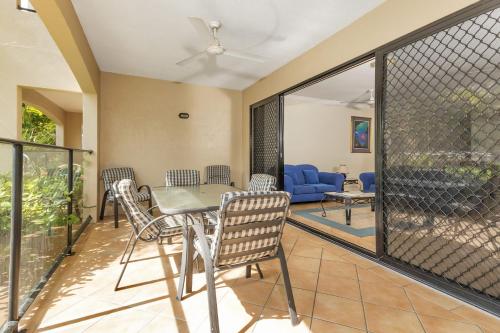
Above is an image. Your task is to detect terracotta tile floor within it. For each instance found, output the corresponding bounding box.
[19,219,499,333]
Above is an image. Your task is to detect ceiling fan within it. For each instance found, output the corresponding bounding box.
[176,17,268,66]
[346,88,375,109]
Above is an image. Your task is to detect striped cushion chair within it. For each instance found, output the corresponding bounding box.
[165,169,216,228]
[100,167,152,227]
[177,191,298,332]
[248,173,277,191]
[113,179,184,290]
[165,169,200,186]
[206,165,231,185]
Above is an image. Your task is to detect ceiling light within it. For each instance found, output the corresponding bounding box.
[17,0,36,12]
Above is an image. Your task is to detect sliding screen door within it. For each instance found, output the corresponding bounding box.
[378,3,499,309]
[250,95,283,188]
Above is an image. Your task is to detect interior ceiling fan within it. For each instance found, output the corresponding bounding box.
[345,88,375,109]
[176,17,268,66]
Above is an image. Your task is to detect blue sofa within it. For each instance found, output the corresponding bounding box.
[359,172,376,192]
[284,164,344,203]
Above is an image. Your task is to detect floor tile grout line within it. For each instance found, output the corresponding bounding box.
[403,287,430,333]
[355,265,369,332]
[308,246,323,329]
[25,222,497,333]
[255,235,299,332]
[403,288,488,333]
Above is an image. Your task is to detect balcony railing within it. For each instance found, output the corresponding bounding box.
[0,138,92,332]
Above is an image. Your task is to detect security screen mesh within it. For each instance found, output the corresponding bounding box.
[251,98,280,179]
[381,7,499,300]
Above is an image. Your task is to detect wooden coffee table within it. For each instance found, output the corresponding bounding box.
[320,191,375,225]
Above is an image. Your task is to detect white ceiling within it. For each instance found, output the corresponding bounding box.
[71,0,384,90]
[289,59,375,103]
[35,88,83,113]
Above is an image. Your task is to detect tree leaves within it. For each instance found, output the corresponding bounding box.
[22,104,56,145]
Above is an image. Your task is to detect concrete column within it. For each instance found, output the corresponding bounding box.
[82,93,99,220]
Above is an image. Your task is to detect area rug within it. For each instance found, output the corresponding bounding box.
[293,205,375,237]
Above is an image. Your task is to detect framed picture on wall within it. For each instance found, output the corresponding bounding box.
[351,116,371,153]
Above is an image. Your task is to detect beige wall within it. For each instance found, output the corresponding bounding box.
[0,1,80,140]
[100,72,243,205]
[32,0,101,219]
[242,0,478,186]
[284,101,374,178]
[64,113,83,148]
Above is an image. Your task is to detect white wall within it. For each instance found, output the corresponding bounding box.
[284,100,375,179]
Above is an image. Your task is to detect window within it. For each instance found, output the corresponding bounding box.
[17,0,36,12]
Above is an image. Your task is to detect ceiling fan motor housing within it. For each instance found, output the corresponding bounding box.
[207,44,224,55]
[208,20,222,29]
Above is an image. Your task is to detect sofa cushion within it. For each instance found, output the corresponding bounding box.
[303,170,319,184]
[294,171,306,185]
[313,184,337,193]
[293,185,316,195]
[285,164,300,185]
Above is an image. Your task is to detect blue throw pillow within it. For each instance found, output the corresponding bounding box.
[303,170,319,184]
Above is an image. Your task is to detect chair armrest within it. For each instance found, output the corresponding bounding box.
[137,214,170,239]
[147,205,158,213]
[138,184,152,196]
[318,172,345,192]
[102,188,111,200]
[284,174,294,194]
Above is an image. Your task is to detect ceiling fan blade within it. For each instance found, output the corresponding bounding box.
[188,16,211,42]
[346,102,361,110]
[224,50,267,63]
[347,90,371,103]
[176,51,206,66]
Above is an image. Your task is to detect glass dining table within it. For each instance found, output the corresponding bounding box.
[151,184,238,215]
[151,184,240,299]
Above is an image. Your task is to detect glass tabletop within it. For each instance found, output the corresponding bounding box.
[151,184,240,215]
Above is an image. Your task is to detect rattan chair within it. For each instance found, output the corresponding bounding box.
[113,179,184,290]
[177,191,298,332]
[100,167,152,227]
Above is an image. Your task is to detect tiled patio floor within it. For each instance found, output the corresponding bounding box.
[19,219,499,333]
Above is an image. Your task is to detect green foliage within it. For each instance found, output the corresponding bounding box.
[0,164,83,233]
[22,104,56,145]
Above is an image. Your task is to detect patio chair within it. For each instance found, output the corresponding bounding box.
[164,169,213,241]
[248,173,277,191]
[206,164,232,185]
[113,179,184,290]
[177,191,298,332]
[100,167,152,227]
[165,169,200,186]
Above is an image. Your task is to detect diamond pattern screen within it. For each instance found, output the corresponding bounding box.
[381,7,499,301]
[251,98,280,180]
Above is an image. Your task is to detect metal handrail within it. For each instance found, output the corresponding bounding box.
[0,137,93,153]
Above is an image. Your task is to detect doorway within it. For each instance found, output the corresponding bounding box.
[283,58,376,252]
[249,1,499,313]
